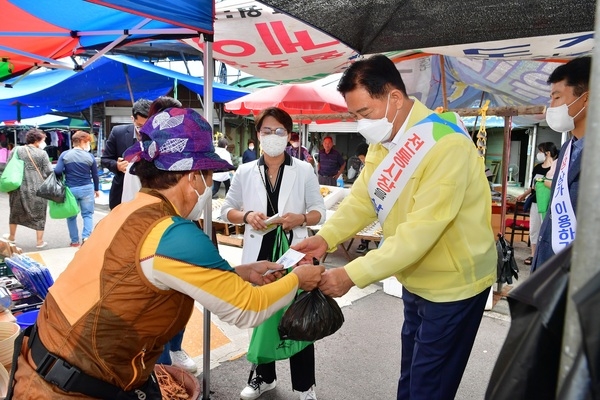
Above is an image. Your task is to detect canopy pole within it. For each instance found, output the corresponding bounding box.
[499,116,512,235]
[558,5,600,389]
[495,115,512,293]
[122,64,135,104]
[201,32,214,400]
[287,105,546,122]
[439,55,448,111]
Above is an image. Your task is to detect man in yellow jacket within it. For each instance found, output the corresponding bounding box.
[294,55,496,400]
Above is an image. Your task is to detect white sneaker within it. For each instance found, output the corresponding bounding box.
[240,377,277,400]
[169,350,197,373]
[298,385,317,400]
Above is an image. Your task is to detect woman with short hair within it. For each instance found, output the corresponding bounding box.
[3,128,53,248]
[53,130,100,247]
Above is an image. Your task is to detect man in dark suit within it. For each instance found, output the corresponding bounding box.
[242,139,257,164]
[101,99,151,209]
[532,56,590,272]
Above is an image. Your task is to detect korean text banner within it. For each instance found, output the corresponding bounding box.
[184,0,360,84]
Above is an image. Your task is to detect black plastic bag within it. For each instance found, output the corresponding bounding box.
[496,234,519,284]
[36,173,65,203]
[278,288,344,341]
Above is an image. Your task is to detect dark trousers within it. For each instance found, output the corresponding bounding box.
[256,344,315,391]
[398,287,490,400]
[318,175,337,186]
[212,179,230,197]
[156,329,185,364]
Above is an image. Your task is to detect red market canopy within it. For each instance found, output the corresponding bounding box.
[224,83,348,123]
[0,0,212,80]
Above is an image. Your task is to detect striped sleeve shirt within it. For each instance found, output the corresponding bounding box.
[139,216,299,328]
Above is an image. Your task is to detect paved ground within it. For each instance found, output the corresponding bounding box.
[0,191,534,399]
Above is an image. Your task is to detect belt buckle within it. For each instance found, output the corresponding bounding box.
[37,353,81,392]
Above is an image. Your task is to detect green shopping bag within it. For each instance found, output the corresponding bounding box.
[49,186,79,219]
[535,180,551,219]
[246,226,313,365]
[0,148,24,193]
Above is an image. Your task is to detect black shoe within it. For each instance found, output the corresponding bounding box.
[240,377,277,400]
[356,243,368,254]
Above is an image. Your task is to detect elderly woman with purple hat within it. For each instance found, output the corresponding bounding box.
[8,108,324,400]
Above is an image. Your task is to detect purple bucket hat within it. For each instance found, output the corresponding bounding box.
[123,108,234,172]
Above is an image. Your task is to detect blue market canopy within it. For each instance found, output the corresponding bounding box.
[0,55,250,121]
[87,0,214,33]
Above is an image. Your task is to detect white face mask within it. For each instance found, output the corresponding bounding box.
[356,93,399,144]
[83,144,91,152]
[38,142,47,150]
[291,142,300,148]
[536,152,546,163]
[545,92,587,133]
[185,173,212,221]
[260,134,289,157]
[248,144,255,151]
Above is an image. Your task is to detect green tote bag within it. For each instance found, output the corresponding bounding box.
[0,148,24,193]
[246,226,312,365]
[49,186,80,219]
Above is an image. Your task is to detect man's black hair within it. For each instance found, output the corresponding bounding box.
[337,54,407,99]
[356,142,369,157]
[132,99,152,118]
[547,56,591,96]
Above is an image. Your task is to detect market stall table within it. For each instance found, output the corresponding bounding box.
[200,199,244,247]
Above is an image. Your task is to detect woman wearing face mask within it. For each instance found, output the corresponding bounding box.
[221,107,326,400]
[53,131,100,247]
[516,142,558,265]
[3,128,53,249]
[9,108,324,399]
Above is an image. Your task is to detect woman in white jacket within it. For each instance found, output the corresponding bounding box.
[221,107,325,400]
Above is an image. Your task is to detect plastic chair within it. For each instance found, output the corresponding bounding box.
[504,201,530,246]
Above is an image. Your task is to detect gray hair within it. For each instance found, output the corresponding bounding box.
[132,99,152,118]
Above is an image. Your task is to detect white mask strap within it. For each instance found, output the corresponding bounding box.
[189,172,208,191]
[568,91,587,108]
[385,92,400,125]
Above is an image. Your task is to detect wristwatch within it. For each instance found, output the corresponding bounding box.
[301,214,307,228]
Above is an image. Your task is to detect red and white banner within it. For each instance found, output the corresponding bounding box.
[184,0,359,83]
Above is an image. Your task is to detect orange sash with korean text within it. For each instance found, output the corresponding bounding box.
[368,112,470,225]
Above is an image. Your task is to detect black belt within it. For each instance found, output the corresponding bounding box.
[28,324,160,400]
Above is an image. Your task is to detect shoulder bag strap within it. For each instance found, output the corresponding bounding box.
[4,325,32,399]
[24,146,44,179]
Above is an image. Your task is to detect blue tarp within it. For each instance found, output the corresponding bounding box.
[87,0,214,33]
[0,55,250,121]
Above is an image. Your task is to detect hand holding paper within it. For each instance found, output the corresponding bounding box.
[275,248,306,270]
[263,248,307,276]
[250,213,281,236]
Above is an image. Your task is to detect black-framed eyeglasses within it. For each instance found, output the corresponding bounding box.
[258,127,288,137]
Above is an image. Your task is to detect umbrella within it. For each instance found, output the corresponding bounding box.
[224,83,348,123]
